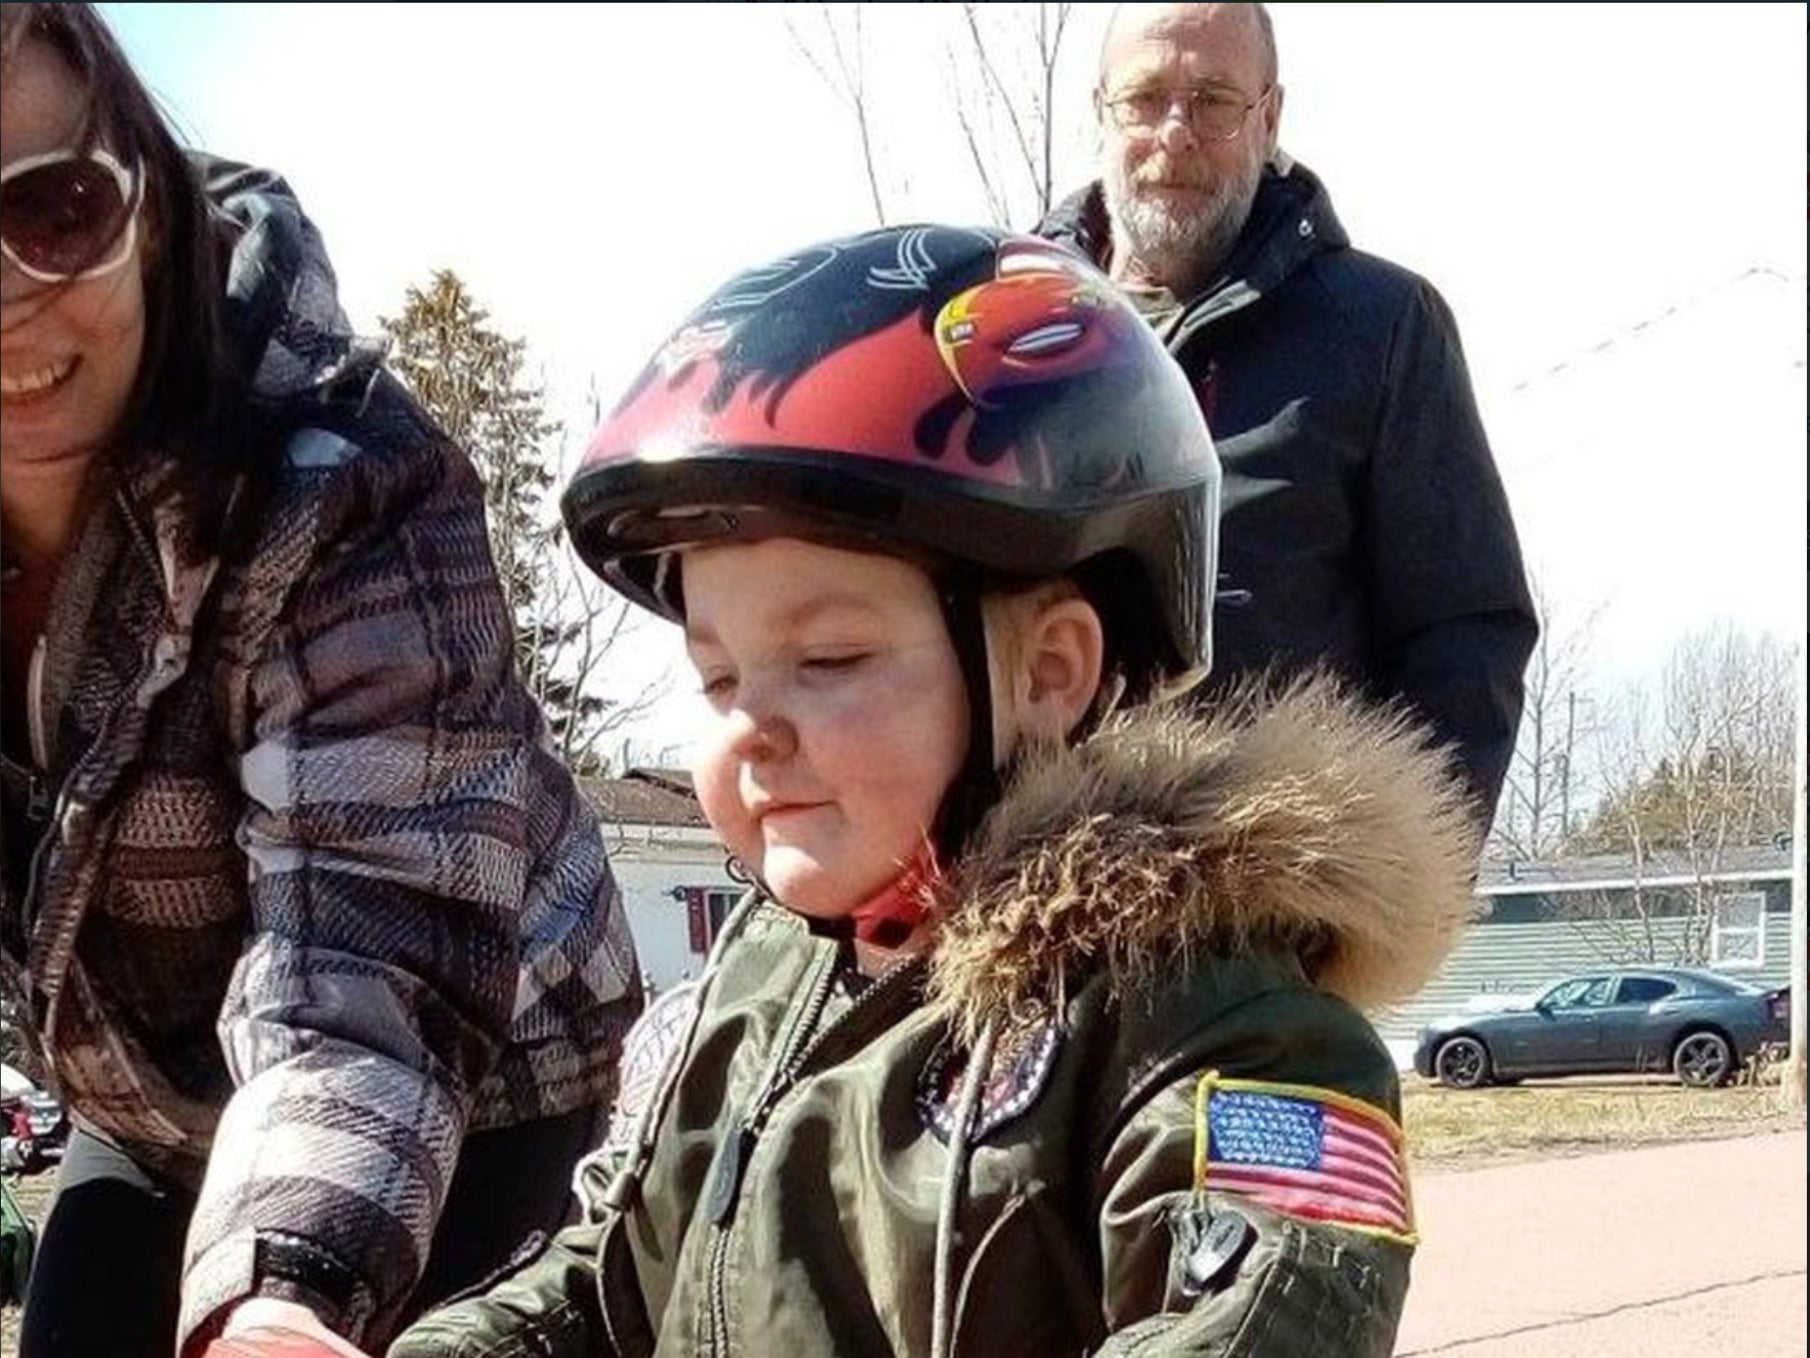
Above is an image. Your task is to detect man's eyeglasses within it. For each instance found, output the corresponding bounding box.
[1,147,143,285]
[1099,84,1275,143]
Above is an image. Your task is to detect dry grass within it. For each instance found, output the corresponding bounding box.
[1403,1074,1807,1168]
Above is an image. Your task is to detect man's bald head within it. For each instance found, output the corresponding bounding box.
[1100,3,1277,94]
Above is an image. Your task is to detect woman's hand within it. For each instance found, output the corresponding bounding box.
[201,1297,372,1357]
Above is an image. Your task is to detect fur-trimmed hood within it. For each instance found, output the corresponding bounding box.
[928,678,1478,1042]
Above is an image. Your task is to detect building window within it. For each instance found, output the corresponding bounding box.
[683,886,743,955]
[1710,891,1765,969]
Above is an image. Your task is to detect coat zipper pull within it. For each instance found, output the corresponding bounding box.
[707,1121,757,1227]
[25,771,52,826]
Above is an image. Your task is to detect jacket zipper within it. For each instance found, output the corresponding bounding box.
[703,953,926,1356]
[700,950,836,1358]
[8,638,59,960]
[16,491,180,1009]
[27,635,50,771]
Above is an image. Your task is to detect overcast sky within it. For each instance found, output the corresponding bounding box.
[98,2,1808,759]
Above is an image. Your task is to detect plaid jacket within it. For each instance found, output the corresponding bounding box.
[0,159,640,1350]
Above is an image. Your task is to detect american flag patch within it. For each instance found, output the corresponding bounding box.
[1193,1073,1415,1245]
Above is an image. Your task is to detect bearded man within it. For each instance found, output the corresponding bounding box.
[1040,2,1536,825]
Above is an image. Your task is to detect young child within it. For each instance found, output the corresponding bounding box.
[387,225,1477,1358]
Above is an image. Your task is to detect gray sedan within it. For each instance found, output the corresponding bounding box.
[1414,967,1790,1089]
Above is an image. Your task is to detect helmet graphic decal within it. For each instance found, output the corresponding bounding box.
[935,273,1117,406]
[612,226,996,439]
[599,226,1165,491]
[710,245,839,310]
[865,226,943,292]
[567,222,1220,678]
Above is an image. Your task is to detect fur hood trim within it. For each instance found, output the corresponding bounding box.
[927,677,1478,1043]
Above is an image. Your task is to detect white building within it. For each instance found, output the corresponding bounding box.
[583,770,743,997]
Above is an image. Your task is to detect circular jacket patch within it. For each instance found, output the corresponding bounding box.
[604,979,703,1152]
[916,1020,1063,1145]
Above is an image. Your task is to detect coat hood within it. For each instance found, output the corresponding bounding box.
[115,158,392,607]
[200,154,386,402]
[928,678,1478,1042]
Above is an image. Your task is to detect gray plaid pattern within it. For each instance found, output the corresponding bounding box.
[0,158,640,1350]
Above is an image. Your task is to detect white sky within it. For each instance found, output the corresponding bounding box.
[97,2,1808,760]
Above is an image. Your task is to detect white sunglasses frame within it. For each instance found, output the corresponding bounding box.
[0,146,143,285]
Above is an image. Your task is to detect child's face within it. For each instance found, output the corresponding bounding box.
[684,538,970,920]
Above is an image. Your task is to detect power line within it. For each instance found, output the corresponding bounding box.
[1505,265,1806,398]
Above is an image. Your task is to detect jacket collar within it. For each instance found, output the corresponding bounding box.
[1039,155,1350,326]
[928,677,1477,1043]
[106,155,378,621]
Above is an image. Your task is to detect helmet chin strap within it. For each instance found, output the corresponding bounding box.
[931,572,1003,862]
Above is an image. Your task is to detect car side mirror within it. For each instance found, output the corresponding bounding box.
[1534,998,1553,1015]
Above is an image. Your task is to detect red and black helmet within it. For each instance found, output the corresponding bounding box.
[564,224,1220,679]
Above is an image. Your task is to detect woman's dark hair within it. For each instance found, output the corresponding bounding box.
[2,2,263,552]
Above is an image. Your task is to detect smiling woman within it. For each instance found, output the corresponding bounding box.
[0,6,643,1358]
[1,26,152,608]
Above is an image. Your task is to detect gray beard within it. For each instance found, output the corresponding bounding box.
[1103,154,1263,294]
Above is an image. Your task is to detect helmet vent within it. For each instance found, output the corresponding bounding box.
[606,507,739,548]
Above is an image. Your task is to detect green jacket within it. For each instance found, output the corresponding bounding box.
[392,681,1477,1358]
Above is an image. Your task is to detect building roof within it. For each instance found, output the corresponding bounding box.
[580,767,711,828]
[1478,841,1792,895]
[573,776,1796,878]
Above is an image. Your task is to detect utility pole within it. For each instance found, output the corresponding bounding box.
[1783,641,1805,1111]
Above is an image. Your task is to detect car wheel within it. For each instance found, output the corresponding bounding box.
[1435,1035,1492,1090]
[1673,1030,1734,1087]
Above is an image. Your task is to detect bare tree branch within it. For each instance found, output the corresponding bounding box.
[944,3,1075,225]
[945,45,1013,227]
[959,2,1042,193]
[1036,3,1072,219]
[787,3,889,225]
[1487,579,1602,860]
[1554,623,1795,964]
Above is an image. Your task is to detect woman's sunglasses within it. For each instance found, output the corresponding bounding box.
[1,147,143,285]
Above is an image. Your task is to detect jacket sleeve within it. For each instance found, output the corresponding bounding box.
[384,992,690,1358]
[385,1217,614,1358]
[178,419,585,1351]
[1091,992,1413,1357]
[1366,279,1537,822]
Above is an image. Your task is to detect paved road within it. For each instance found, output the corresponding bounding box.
[1398,1130,1807,1357]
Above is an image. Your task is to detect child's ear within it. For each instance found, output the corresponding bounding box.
[1010,596,1105,745]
